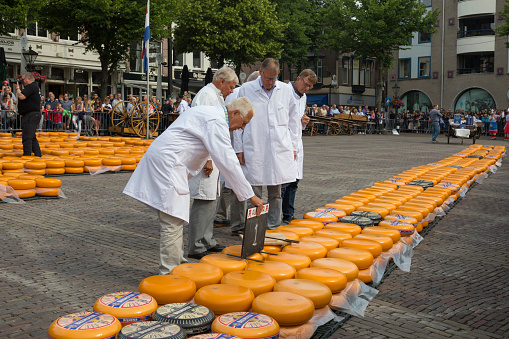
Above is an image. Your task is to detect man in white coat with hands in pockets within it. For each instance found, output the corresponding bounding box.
[123,97,263,275]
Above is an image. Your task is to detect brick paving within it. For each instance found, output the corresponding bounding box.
[0,132,507,338]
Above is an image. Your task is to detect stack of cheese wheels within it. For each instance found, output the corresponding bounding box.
[379,220,416,236]
[24,160,46,175]
[194,284,254,315]
[274,279,332,308]
[314,229,353,242]
[117,322,186,339]
[93,291,157,327]
[265,252,311,270]
[296,267,347,293]
[246,261,296,282]
[354,233,393,252]
[138,275,196,305]
[311,257,359,282]
[64,159,84,174]
[211,312,280,339]
[282,241,328,261]
[200,254,247,274]
[45,160,65,175]
[152,303,214,336]
[48,312,122,339]
[102,158,122,171]
[221,271,276,297]
[252,292,314,326]
[299,235,340,251]
[120,157,137,171]
[222,245,264,261]
[340,239,383,258]
[7,178,36,198]
[35,177,62,197]
[362,226,401,243]
[327,247,374,270]
[288,219,324,232]
[171,263,223,290]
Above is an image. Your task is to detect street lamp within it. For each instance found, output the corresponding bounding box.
[22,46,38,72]
[392,81,400,99]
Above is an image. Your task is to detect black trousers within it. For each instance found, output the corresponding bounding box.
[21,111,42,157]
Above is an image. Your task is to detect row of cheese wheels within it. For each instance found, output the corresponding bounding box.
[0,176,62,198]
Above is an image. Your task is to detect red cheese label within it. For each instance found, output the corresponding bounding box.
[55,312,116,330]
[217,312,274,329]
[98,292,153,309]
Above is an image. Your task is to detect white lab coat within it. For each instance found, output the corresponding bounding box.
[222,87,241,188]
[235,79,297,186]
[123,105,254,224]
[188,83,224,200]
[288,82,307,180]
[177,99,189,114]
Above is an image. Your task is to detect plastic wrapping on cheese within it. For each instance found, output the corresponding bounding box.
[328,280,379,317]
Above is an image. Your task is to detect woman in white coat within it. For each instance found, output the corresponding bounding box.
[123,97,262,274]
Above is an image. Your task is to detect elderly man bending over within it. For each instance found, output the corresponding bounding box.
[123,97,263,274]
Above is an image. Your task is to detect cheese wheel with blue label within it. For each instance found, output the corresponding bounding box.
[252,292,314,326]
[288,219,324,232]
[138,275,196,305]
[117,321,185,339]
[383,214,418,227]
[153,303,214,335]
[266,252,312,271]
[379,220,415,236]
[211,312,280,339]
[221,271,276,297]
[48,311,121,339]
[171,263,223,290]
[303,211,337,224]
[323,203,355,215]
[93,292,157,327]
[282,241,327,261]
[194,284,254,315]
[314,207,347,219]
[295,267,347,293]
[274,279,332,309]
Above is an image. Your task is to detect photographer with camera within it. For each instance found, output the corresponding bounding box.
[14,72,42,157]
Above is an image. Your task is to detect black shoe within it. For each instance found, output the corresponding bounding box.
[282,216,295,224]
[231,229,244,236]
[214,219,231,227]
[207,244,226,252]
[187,251,211,260]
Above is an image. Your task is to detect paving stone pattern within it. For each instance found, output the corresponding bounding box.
[0,133,507,338]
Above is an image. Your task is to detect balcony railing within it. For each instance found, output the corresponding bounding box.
[457,29,495,38]
[457,66,494,74]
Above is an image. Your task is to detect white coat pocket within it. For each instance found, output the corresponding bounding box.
[276,105,289,126]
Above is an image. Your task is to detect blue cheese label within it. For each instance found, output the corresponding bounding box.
[55,312,116,331]
[216,312,274,329]
[99,292,153,309]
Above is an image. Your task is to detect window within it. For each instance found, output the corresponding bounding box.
[173,49,184,66]
[352,59,360,85]
[407,36,412,46]
[342,57,349,85]
[210,58,218,69]
[399,59,411,78]
[419,57,431,78]
[421,0,432,7]
[193,51,201,68]
[316,58,323,83]
[419,32,431,43]
[61,32,79,41]
[52,68,65,81]
[364,60,372,87]
[27,22,47,37]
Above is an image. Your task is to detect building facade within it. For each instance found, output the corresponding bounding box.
[390,0,509,113]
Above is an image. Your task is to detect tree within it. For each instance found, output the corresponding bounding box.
[39,0,179,99]
[495,0,509,47]
[173,0,286,75]
[0,0,43,36]
[322,0,440,110]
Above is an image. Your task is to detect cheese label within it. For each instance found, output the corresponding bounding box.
[157,303,211,319]
[99,292,153,309]
[121,321,182,338]
[56,312,116,330]
[217,312,274,329]
[306,212,335,219]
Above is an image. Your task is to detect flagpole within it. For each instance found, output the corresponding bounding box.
[143,0,151,139]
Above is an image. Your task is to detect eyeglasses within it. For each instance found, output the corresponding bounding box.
[262,72,278,82]
[301,79,314,89]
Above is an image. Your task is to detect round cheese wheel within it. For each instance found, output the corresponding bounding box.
[25,169,47,175]
[299,236,339,251]
[382,194,410,203]
[372,197,403,207]
[379,220,415,236]
[65,159,85,167]
[103,158,122,166]
[383,214,418,227]
[372,182,399,190]
[327,248,374,270]
[354,234,393,251]
[314,207,346,219]
[295,267,347,293]
[365,201,397,212]
[24,161,46,169]
[36,187,60,197]
[48,312,122,339]
[349,211,382,224]
[7,179,36,190]
[138,275,196,305]
[221,271,276,297]
[171,263,223,290]
[122,164,137,171]
[355,189,384,198]
[362,227,401,243]
[356,205,389,218]
[93,292,156,326]
[266,252,311,270]
[222,245,264,261]
[357,267,373,283]
[341,195,370,204]
[153,303,214,335]
[310,258,359,281]
[274,279,332,309]
[263,245,282,253]
[211,312,279,339]
[83,158,102,166]
[194,284,254,315]
[325,223,362,236]
[349,192,377,201]
[276,225,314,237]
[314,229,352,242]
[282,241,327,261]
[252,292,314,326]
[46,167,66,175]
[117,321,186,339]
[65,167,84,174]
[402,202,434,214]
[45,160,66,168]
[288,219,324,232]
[390,209,423,222]
[35,178,62,188]
[396,206,426,220]
[303,211,338,224]
[2,162,24,170]
[200,254,247,274]
[334,199,364,208]
[323,203,355,215]
[246,261,296,282]
[266,229,300,241]
[340,239,383,258]
[14,189,36,199]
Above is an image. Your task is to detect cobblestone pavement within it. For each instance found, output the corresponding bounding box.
[0,133,507,338]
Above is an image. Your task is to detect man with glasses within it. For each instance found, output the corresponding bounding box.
[235,58,297,229]
[15,72,42,156]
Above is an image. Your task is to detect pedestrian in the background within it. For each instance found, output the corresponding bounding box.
[430,104,442,143]
[488,110,499,140]
[15,72,42,156]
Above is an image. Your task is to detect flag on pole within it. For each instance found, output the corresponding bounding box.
[142,0,151,73]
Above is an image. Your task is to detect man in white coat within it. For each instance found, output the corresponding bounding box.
[281,69,317,223]
[123,97,263,275]
[187,67,238,259]
[235,58,298,229]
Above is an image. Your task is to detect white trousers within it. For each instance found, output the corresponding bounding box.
[158,210,187,275]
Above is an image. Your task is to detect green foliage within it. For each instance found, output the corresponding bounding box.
[0,0,43,35]
[494,0,509,47]
[173,0,286,73]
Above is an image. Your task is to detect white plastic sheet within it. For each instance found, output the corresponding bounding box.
[0,184,24,203]
[279,306,341,339]
[329,280,379,317]
[86,165,122,175]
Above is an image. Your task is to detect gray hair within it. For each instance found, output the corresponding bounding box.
[260,58,279,74]
[23,72,35,81]
[226,96,255,118]
[213,66,238,83]
[246,71,259,82]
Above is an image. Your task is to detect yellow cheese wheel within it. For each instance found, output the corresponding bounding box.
[2,162,24,170]
[200,253,247,274]
[194,284,254,315]
[263,245,282,253]
[274,279,332,309]
[334,199,364,208]
[17,174,43,180]
[409,197,438,208]
[310,258,359,281]
[384,214,418,226]
[51,150,70,156]
[324,223,362,236]
[14,189,36,199]
[93,291,157,326]
[7,179,36,190]
[418,193,445,205]
[65,167,84,174]
[64,159,85,167]
[139,275,196,305]
[327,248,374,270]
[390,209,423,222]
[341,195,370,204]
[372,197,403,207]
[340,239,383,258]
[48,312,122,339]
[314,229,352,242]
[288,219,324,232]
[103,158,122,166]
[276,225,314,237]
[282,241,328,261]
[266,229,300,241]
[24,161,46,169]
[356,189,385,197]
[303,211,337,224]
[357,205,389,218]
[120,157,136,165]
[122,164,137,171]
[396,206,426,220]
[221,270,276,297]
[323,203,355,214]
[266,252,311,270]
[295,267,347,293]
[372,182,399,190]
[35,177,62,188]
[171,263,223,290]
[24,169,47,176]
[252,292,314,326]
[348,192,377,201]
[402,202,434,214]
[354,234,393,251]
[358,267,373,283]
[46,167,66,175]
[99,149,115,155]
[211,312,279,339]
[246,261,296,282]
[366,201,397,211]
[299,236,340,251]
[36,188,60,197]
[383,193,410,203]
[83,158,102,166]
[222,245,264,261]
[362,227,401,243]
[3,172,24,178]
[379,220,415,236]
[314,207,347,218]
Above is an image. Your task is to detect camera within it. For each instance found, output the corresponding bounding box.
[10,79,23,85]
